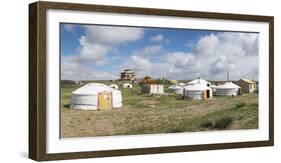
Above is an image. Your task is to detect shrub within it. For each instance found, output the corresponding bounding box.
[214,116,233,129]
[200,120,214,128]
[63,104,70,109]
[249,103,258,108]
[235,102,246,108]
[165,127,184,133]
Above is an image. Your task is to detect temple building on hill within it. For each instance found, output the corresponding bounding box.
[120,69,136,81]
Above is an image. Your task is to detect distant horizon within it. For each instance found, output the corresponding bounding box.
[60,23,259,81]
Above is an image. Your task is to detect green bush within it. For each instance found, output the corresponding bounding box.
[214,116,233,129]
[249,103,258,108]
[200,120,214,128]
[200,116,233,129]
[235,102,246,108]
[165,127,184,133]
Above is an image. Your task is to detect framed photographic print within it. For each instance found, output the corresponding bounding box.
[29,1,274,161]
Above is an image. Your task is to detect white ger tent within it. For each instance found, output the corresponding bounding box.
[210,85,217,95]
[123,83,133,88]
[177,83,186,87]
[142,84,164,94]
[184,84,212,100]
[187,78,211,87]
[109,84,119,89]
[216,82,241,96]
[70,83,122,110]
[168,84,184,94]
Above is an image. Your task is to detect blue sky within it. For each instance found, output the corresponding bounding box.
[60,23,259,81]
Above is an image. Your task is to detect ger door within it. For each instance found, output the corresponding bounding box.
[98,92,113,111]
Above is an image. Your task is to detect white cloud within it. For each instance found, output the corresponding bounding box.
[123,32,259,80]
[72,37,110,64]
[61,25,144,80]
[131,45,162,58]
[194,33,258,57]
[193,33,219,56]
[62,26,259,81]
[165,52,198,69]
[83,25,144,46]
[124,49,199,79]
[150,34,171,44]
[61,56,118,80]
[150,34,164,42]
[193,32,259,80]
[123,45,171,78]
[209,55,236,74]
[74,25,144,64]
[63,24,77,32]
[125,55,172,78]
[128,55,153,71]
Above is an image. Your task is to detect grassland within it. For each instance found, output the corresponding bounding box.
[60,81,258,138]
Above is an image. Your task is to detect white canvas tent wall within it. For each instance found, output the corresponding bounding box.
[70,83,122,110]
[142,84,164,94]
[109,84,119,89]
[216,82,241,96]
[184,84,212,100]
[168,84,184,94]
[210,85,217,95]
[177,83,186,87]
[123,83,133,88]
[187,78,211,87]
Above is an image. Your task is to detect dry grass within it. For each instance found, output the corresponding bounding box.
[60,83,258,138]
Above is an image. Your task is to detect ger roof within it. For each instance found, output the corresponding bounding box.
[184,83,211,91]
[168,85,184,90]
[187,78,210,85]
[217,82,240,89]
[72,83,119,95]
